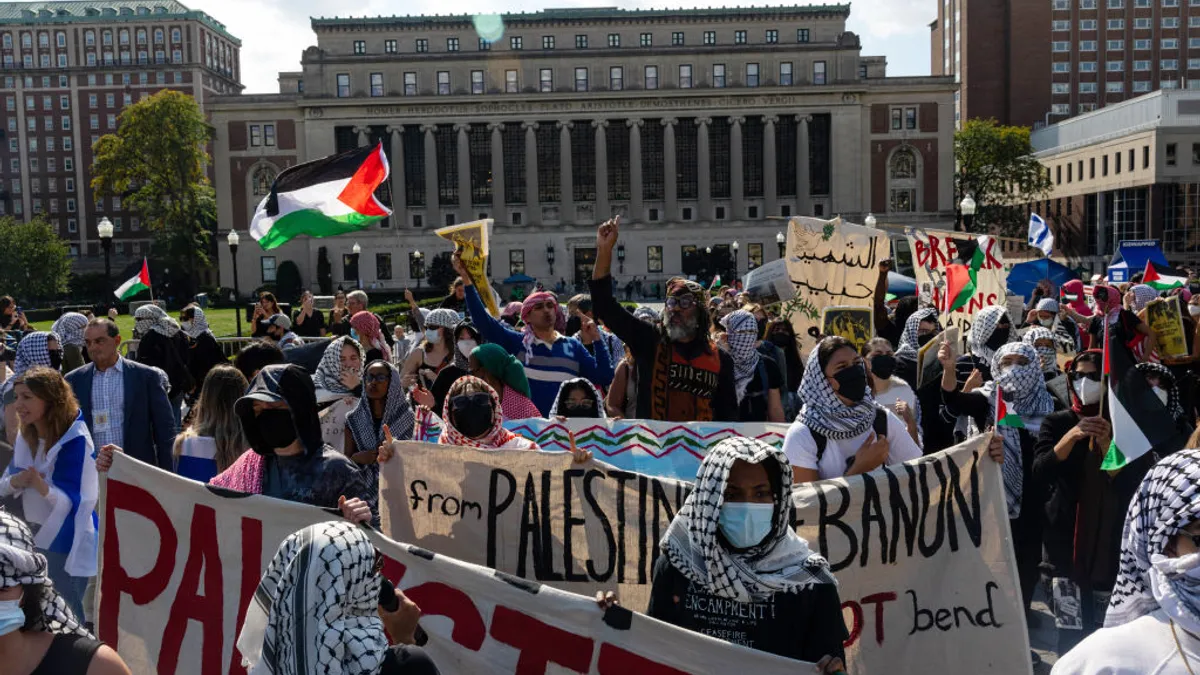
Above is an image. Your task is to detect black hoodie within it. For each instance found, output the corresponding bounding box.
[235,364,370,509]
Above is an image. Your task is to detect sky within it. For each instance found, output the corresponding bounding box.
[186,0,935,94]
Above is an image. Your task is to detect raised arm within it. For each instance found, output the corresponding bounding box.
[454,252,524,352]
[589,218,658,353]
[873,259,894,339]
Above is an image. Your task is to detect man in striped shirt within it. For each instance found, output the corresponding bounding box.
[454,252,613,416]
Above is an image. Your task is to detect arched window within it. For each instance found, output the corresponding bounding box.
[252,165,277,196]
[888,146,920,213]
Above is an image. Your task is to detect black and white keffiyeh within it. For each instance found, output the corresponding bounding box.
[0,509,91,638]
[1134,362,1186,423]
[1130,284,1159,313]
[1106,448,1200,631]
[1021,326,1059,374]
[237,521,388,675]
[134,304,180,338]
[895,307,940,362]
[721,310,761,403]
[183,306,213,339]
[660,437,835,603]
[795,337,880,441]
[968,305,1010,363]
[313,337,364,395]
[13,331,58,377]
[548,377,607,419]
[977,342,1054,519]
[50,313,88,348]
[346,361,414,524]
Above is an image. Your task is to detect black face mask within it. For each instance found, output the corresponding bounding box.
[917,333,936,348]
[768,333,792,348]
[985,325,1011,351]
[833,364,869,403]
[869,354,897,380]
[48,350,63,371]
[453,404,494,439]
[256,409,298,450]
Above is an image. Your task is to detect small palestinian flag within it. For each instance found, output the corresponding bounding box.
[995,392,1025,429]
[710,274,722,290]
[250,143,391,250]
[944,235,989,313]
[114,258,151,300]
[1142,260,1187,291]
[1101,318,1187,469]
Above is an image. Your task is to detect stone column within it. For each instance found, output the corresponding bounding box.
[456,123,471,220]
[798,114,812,217]
[385,125,407,229]
[628,119,643,223]
[352,125,369,146]
[663,118,677,222]
[593,119,609,221]
[558,121,574,223]
[730,116,744,221]
[489,123,505,224]
[421,124,440,228]
[523,122,540,226]
[697,117,712,222]
[763,115,778,216]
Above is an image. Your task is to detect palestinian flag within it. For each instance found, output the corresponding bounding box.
[114,258,151,300]
[711,274,722,289]
[1142,260,1187,291]
[250,143,391,250]
[1101,319,1187,469]
[944,235,989,312]
[995,392,1025,429]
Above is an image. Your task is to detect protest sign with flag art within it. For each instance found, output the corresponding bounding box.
[249,143,391,249]
[1142,259,1187,291]
[943,235,988,313]
[114,258,151,300]
[436,218,498,316]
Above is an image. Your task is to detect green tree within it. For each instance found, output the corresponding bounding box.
[0,217,71,301]
[954,119,1052,236]
[91,90,216,300]
[427,252,456,294]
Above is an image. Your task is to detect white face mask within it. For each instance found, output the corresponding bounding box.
[1039,317,1055,327]
[1190,305,1200,318]
[1072,377,1103,406]
[424,329,440,344]
[1154,386,1170,406]
[457,339,477,357]
[180,320,193,331]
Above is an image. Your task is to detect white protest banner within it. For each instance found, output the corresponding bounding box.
[742,258,794,306]
[380,436,1031,675]
[97,454,806,675]
[784,217,888,352]
[908,230,1007,337]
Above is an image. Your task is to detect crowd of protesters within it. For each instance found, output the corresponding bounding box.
[0,216,1198,674]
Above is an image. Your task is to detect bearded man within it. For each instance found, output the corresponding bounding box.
[589,218,738,421]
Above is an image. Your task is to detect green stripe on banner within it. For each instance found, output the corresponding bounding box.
[257,209,382,249]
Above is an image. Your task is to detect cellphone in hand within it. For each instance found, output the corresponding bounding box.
[379,577,400,612]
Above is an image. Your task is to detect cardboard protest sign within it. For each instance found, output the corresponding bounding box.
[822,306,875,352]
[379,438,1031,675]
[98,455,806,675]
[436,218,498,316]
[785,217,889,352]
[742,258,793,306]
[1145,295,1188,359]
[318,397,357,450]
[916,326,958,390]
[908,230,1007,338]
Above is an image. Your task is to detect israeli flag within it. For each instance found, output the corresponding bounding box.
[1028,213,1054,257]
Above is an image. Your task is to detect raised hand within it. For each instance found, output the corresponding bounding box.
[377,424,396,463]
[568,429,592,464]
[451,250,470,281]
[338,495,372,524]
[404,288,416,306]
[596,216,620,252]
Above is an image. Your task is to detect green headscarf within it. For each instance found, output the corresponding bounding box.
[471,343,531,398]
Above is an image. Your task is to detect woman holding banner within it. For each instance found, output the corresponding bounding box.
[345,360,414,527]
[650,436,848,671]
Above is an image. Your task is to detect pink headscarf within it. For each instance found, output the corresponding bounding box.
[502,302,522,320]
[1093,284,1123,319]
[519,292,561,363]
[1061,279,1092,316]
[351,310,391,363]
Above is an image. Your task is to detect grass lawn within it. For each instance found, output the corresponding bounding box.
[30,307,251,338]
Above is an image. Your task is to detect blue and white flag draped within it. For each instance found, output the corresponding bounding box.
[0,412,98,577]
[1028,213,1054,257]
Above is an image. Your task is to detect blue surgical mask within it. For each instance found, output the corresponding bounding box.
[718,502,775,549]
[0,599,24,637]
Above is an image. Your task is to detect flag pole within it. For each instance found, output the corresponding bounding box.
[1092,317,1109,454]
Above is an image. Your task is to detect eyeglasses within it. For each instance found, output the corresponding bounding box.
[365,372,390,384]
[665,296,696,310]
[563,399,595,410]
[450,392,492,411]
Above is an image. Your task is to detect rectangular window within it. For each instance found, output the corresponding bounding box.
[644,65,658,89]
[353,40,365,55]
[1053,82,1070,94]
[1081,0,1096,7]
[264,124,276,146]
[1164,39,1180,50]
[1052,41,1070,52]
[404,72,417,96]
[250,124,262,147]
[746,63,759,87]
[1135,60,1152,70]
[797,29,810,43]
[479,38,490,51]
[542,35,554,49]
[813,60,827,84]
[891,108,902,130]
[780,62,793,85]
[703,31,716,45]
[575,67,589,92]
[576,34,588,48]
[679,64,692,88]
[609,66,623,90]
[608,33,620,47]
[1168,143,1178,166]
[447,38,459,52]
[540,68,553,92]
[672,32,684,46]
[647,246,663,273]
[905,107,917,129]
[1107,81,1125,92]
[1164,59,1180,70]
[1135,18,1152,29]
[1108,18,1125,29]
[1164,17,1180,28]
[385,39,397,53]
[1053,20,1070,31]
[766,29,778,44]
[1080,82,1098,93]
[1080,40,1097,51]
[370,72,384,97]
[1108,61,1125,71]
[508,250,525,276]
[640,33,652,47]
[510,36,523,50]
[1080,19,1097,30]
[1080,61,1098,72]
[376,253,392,280]
[505,70,518,93]
[1108,40,1125,51]
[471,70,484,94]
[1109,0,1123,5]
[415,39,428,53]
[437,71,450,95]
[336,73,350,98]
[261,257,277,283]
[734,30,747,44]
[713,63,726,87]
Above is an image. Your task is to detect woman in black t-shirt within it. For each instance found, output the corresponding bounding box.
[648,437,847,670]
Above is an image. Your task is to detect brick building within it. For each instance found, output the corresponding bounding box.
[0,0,241,272]
[933,0,1200,129]
[211,5,957,294]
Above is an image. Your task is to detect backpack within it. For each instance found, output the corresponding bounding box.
[811,408,890,464]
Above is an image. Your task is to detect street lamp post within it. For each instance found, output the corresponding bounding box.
[546,242,556,277]
[413,250,424,290]
[98,217,113,285]
[731,240,739,283]
[864,213,877,229]
[616,243,626,274]
[227,230,241,337]
[352,242,362,290]
[960,195,977,232]
[776,231,786,259]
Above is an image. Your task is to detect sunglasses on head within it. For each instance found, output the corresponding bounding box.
[450,392,492,411]
[665,296,696,310]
